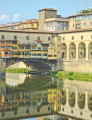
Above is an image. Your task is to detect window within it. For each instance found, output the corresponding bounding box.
[84,22,86,26]
[43,47,47,51]
[61,23,64,26]
[32,47,36,50]
[37,107,40,112]
[58,27,61,30]
[81,35,83,40]
[26,36,29,40]
[72,36,74,40]
[80,112,83,115]
[71,110,73,113]
[90,22,92,26]
[2,112,5,117]
[14,36,17,40]
[1,35,4,39]
[1,41,4,44]
[48,37,50,41]
[48,107,50,111]
[63,37,65,40]
[38,47,41,50]
[48,55,52,57]
[7,41,11,44]
[89,15,92,20]
[83,15,88,20]
[12,41,15,44]
[66,23,69,26]
[15,41,17,44]
[25,45,30,49]
[37,36,40,40]
[5,52,8,54]
[43,53,47,56]
[62,108,64,111]
[73,17,75,21]
[12,46,14,50]
[26,109,29,113]
[14,111,17,115]
[76,16,81,21]
[58,22,61,24]
[19,46,24,49]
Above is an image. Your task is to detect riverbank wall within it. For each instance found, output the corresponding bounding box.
[55,61,92,73]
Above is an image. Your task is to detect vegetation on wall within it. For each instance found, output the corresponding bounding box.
[6,68,30,73]
[55,71,92,82]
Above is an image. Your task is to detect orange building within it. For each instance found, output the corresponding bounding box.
[0,40,18,58]
[17,19,39,30]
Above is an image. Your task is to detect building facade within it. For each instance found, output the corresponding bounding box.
[69,13,92,30]
[45,18,69,31]
[38,8,57,30]
[17,19,39,30]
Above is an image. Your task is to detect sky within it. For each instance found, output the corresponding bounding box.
[0,0,92,24]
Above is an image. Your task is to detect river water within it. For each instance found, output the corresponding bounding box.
[0,73,92,120]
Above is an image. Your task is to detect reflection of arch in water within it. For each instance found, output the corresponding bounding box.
[88,94,92,111]
[78,92,85,109]
[69,43,76,58]
[61,43,67,58]
[69,91,75,107]
[88,42,92,59]
[61,90,66,105]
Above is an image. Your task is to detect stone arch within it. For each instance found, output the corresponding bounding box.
[61,90,66,105]
[61,43,67,58]
[78,92,85,109]
[68,91,75,107]
[78,42,86,58]
[69,43,76,58]
[88,94,92,111]
[88,42,92,59]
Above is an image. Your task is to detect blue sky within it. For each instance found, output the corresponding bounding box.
[0,0,92,24]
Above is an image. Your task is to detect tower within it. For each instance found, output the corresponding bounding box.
[38,8,57,30]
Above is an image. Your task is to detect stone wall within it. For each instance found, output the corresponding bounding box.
[0,58,6,75]
[55,61,92,73]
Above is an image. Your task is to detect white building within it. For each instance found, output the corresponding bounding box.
[44,18,69,31]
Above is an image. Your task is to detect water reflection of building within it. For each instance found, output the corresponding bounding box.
[48,89,61,112]
[39,115,68,120]
[6,73,26,86]
[59,79,92,120]
[0,88,53,119]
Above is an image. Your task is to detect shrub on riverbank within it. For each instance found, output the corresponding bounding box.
[6,68,30,73]
[55,71,92,82]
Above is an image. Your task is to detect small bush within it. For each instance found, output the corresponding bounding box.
[69,72,74,76]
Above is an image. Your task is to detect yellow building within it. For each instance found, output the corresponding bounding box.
[48,36,61,60]
[17,19,39,30]
[69,12,92,30]
[48,89,61,112]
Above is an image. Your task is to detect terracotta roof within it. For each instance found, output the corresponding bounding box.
[0,24,19,28]
[0,29,54,34]
[45,19,69,23]
[0,40,18,41]
[1,27,92,34]
[56,28,92,34]
[68,12,92,18]
[39,8,57,11]
[19,19,39,25]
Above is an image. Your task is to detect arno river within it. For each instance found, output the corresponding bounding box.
[0,72,92,120]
